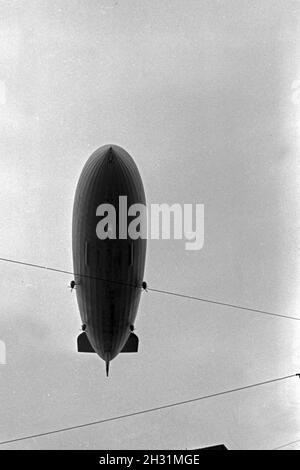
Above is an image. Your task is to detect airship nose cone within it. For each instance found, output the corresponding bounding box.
[105,146,115,163]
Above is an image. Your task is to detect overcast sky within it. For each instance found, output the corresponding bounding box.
[0,0,300,450]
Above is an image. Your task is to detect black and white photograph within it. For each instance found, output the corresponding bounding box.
[0,0,300,454]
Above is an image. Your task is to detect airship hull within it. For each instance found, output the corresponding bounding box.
[72,145,146,368]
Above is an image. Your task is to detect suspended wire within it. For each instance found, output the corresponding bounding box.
[0,257,135,288]
[147,287,300,322]
[0,256,299,322]
[273,437,300,450]
[0,373,298,446]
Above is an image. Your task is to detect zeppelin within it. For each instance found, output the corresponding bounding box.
[72,145,147,376]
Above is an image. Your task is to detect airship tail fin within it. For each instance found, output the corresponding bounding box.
[106,361,110,377]
[77,332,95,353]
[121,332,139,353]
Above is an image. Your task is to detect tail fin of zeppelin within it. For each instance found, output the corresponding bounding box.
[77,332,95,353]
[120,333,139,353]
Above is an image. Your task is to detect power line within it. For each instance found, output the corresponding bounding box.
[147,287,300,322]
[273,437,300,450]
[0,373,298,446]
[0,257,135,288]
[0,256,300,322]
